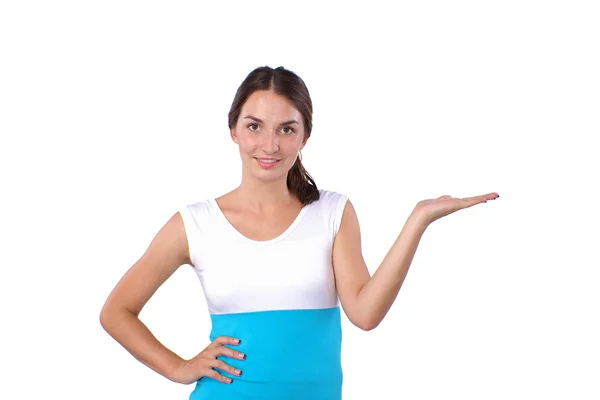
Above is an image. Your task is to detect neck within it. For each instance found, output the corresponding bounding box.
[234,177,296,211]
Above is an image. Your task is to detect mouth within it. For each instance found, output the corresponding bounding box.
[254,157,281,168]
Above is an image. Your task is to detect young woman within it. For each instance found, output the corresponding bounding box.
[100,65,499,399]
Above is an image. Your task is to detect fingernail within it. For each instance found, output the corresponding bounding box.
[234,338,240,344]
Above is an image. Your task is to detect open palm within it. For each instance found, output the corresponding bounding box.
[414,192,499,225]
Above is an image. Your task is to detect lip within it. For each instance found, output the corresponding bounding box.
[255,157,281,169]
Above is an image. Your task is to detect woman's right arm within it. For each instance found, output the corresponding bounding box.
[99,211,191,382]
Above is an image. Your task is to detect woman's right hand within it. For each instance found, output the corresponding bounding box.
[170,336,246,385]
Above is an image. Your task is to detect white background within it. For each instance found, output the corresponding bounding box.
[1,1,599,399]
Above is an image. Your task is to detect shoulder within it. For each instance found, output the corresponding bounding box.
[177,197,216,264]
[317,188,349,205]
[318,188,350,216]
[179,197,213,219]
[315,189,351,238]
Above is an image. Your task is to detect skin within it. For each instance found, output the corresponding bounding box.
[333,192,499,331]
[99,88,500,385]
[212,89,311,237]
[98,89,310,385]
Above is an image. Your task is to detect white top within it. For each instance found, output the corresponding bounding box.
[178,188,349,315]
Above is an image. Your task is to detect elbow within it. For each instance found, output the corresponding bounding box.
[354,316,378,331]
[99,303,122,332]
[360,321,378,331]
[99,305,112,331]
[348,305,379,331]
[359,310,384,331]
[100,298,138,331]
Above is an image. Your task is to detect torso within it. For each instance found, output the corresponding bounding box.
[214,193,306,242]
[182,188,345,398]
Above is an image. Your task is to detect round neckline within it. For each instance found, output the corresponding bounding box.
[209,197,313,245]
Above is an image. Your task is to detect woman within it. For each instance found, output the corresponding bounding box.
[100,65,499,399]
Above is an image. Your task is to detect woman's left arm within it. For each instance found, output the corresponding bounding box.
[332,192,498,331]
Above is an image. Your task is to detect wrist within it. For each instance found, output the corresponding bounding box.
[164,356,187,383]
[408,208,430,230]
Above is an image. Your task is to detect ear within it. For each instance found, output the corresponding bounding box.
[299,134,308,150]
[230,128,239,144]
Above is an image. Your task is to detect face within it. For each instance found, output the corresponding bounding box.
[231,89,308,181]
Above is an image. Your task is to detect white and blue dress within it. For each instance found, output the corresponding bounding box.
[179,189,349,400]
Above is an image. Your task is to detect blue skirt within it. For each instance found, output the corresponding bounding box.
[189,306,343,400]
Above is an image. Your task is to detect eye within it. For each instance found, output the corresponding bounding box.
[247,123,259,131]
[282,126,295,134]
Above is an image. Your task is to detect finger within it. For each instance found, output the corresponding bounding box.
[207,345,246,360]
[214,346,247,361]
[204,368,234,384]
[476,192,499,201]
[479,193,499,202]
[454,197,485,210]
[207,336,241,349]
[461,195,489,204]
[209,359,243,377]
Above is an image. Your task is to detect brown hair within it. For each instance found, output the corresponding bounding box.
[227,66,320,206]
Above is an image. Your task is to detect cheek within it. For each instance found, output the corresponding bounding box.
[237,133,258,151]
[285,138,304,153]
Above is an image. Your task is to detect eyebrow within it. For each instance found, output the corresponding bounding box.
[243,115,299,126]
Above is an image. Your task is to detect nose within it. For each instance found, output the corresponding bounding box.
[261,131,280,154]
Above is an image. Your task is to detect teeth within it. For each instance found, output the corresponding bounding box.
[258,159,278,163]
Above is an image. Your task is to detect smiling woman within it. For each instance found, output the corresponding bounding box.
[100,65,497,400]
[226,69,319,205]
[177,68,349,398]
[100,66,355,400]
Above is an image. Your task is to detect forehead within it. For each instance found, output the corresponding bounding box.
[241,90,300,119]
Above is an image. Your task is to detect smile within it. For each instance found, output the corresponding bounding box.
[255,158,281,168]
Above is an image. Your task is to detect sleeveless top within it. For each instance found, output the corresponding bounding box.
[178,188,349,400]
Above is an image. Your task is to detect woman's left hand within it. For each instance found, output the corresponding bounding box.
[413,192,499,226]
